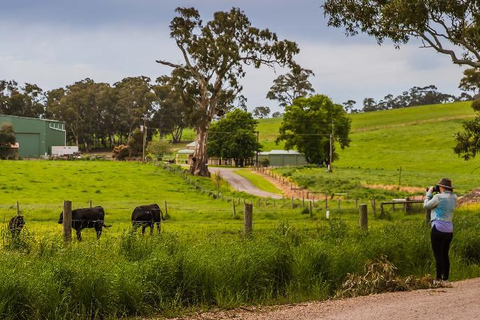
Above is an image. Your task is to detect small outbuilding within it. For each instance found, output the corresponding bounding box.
[258,150,308,167]
[0,115,66,158]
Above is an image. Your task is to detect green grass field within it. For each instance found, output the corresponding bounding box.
[255,102,480,196]
[1,101,480,319]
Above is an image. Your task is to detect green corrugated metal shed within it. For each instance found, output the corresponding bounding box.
[258,150,308,167]
[0,115,66,158]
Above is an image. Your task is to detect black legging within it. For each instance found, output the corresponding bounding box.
[431,225,453,280]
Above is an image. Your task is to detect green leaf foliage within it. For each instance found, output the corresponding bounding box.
[454,115,480,160]
[0,123,16,159]
[208,109,262,167]
[276,95,351,165]
[323,0,480,68]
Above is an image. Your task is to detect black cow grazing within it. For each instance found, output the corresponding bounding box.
[58,206,110,241]
[8,215,25,237]
[131,203,163,234]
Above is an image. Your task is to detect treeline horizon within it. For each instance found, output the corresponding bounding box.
[0,77,191,151]
[0,78,473,151]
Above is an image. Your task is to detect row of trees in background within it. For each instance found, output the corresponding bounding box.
[354,85,471,113]
[0,77,191,151]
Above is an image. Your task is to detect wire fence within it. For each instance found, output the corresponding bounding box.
[0,163,430,236]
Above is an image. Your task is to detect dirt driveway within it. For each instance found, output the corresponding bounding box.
[169,278,480,320]
[212,167,283,199]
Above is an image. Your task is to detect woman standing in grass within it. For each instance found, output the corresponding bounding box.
[424,178,456,283]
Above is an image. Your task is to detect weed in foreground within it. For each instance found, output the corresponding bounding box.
[335,255,443,299]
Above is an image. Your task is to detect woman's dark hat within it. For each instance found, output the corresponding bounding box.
[438,178,453,190]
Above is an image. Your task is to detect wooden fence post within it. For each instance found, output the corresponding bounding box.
[309,201,313,218]
[63,200,72,243]
[16,201,20,216]
[232,200,236,217]
[89,200,92,208]
[244,203,253,235]
[359,204,368,231]
[291,196,295,208]
[371,198,377,217]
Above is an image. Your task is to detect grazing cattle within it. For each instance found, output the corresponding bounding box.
[58,206,110,241]
[8,215,25,237]
[131,203,162,234]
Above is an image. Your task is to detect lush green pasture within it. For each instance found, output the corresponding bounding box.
[0,160,361,237]
[259,102,480,196]
[256,117,285,151]
[1,160,480,319]
[349,101,475,132]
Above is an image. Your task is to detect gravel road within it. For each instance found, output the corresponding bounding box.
[169,278,480,320]
[212,168,283,199]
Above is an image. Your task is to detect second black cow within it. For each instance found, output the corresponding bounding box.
[131,203,162,234]
[8,215,25,237]
[58,206,109,241]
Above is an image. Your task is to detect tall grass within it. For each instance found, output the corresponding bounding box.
[0,212,479,319]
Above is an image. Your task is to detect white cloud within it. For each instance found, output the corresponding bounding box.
[295,41,466,106]
[0,4,467,114]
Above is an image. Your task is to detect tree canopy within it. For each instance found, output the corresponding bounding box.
[276,95,351,166]
[267,65,315,107]
[157,6,299,176]
[208,109,261,167]
[454,113,480,161]
[253,106,271,119]
[0,80,45,118]
[459,68,480,98]
[152,75,192,143]
[0,123,16,159]
[323,0,480,68]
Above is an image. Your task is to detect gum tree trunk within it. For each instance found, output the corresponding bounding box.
[190,119,211,177]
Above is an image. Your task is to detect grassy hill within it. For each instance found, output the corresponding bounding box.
[256,101,480,194]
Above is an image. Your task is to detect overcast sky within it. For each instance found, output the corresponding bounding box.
[0,0,467,113]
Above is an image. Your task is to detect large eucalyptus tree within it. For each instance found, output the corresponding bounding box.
[157,7,299,176]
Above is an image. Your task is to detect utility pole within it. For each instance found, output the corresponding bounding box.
[141,116,147,163]
[256,131,259,166]
[328,122,334,172]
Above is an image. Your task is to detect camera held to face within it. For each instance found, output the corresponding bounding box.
[426,185,440,193]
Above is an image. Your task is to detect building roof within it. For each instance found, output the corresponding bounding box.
[177,149,195,155]
[259,150,302,156]
[0,114,65,124]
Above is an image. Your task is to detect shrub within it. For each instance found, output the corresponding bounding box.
[146,140,172,160]
[127,128,144,156]
[471,98,480,112]
[112,145,130,160]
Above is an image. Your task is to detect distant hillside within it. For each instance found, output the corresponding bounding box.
[257,102,480,192]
